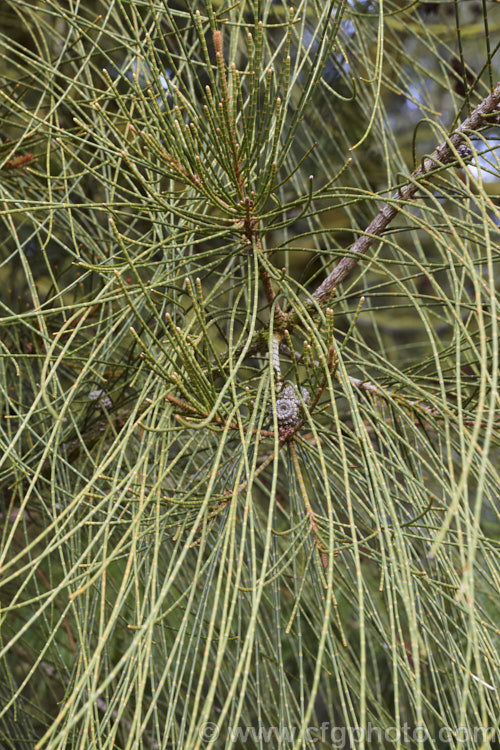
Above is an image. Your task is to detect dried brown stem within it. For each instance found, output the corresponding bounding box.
[2,153,34,170]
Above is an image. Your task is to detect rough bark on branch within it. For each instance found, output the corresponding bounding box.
[311,82,500,306]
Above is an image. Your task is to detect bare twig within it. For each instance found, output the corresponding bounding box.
[308,82,500,307]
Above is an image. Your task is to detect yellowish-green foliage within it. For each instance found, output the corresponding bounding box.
[0,0,499,748]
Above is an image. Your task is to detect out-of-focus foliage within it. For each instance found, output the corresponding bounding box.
[0,0,499,748]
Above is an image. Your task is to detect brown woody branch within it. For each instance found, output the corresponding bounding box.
[307,82,500,308]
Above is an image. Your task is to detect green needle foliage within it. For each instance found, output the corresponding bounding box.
[1,0,500,747]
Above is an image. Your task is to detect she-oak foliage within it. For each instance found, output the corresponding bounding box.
[0,0,499,747]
